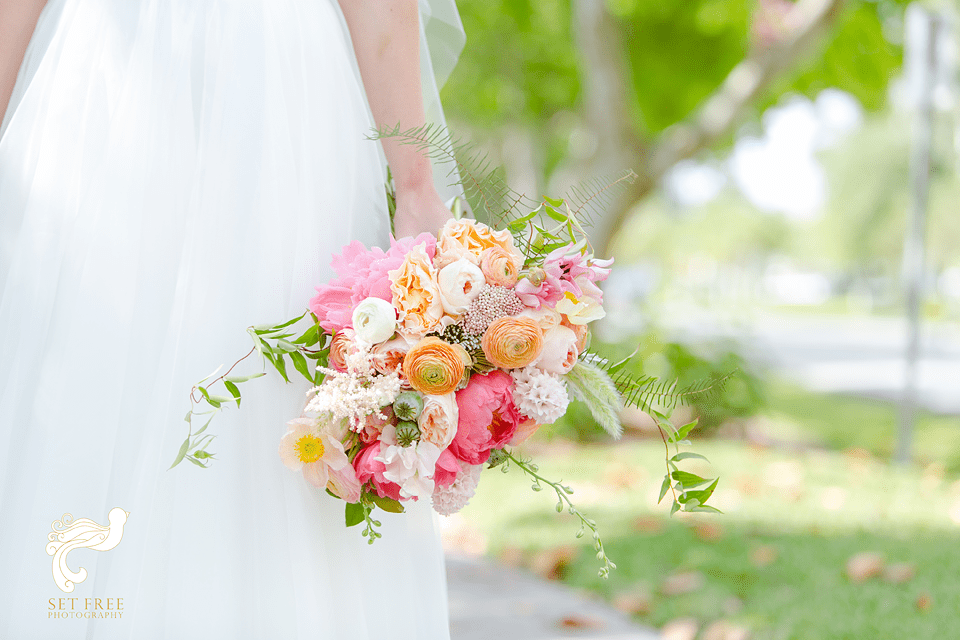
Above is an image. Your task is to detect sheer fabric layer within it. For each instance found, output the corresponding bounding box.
[0,1,450,639]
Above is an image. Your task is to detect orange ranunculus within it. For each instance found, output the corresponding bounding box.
[435,219,519,269]
[388,243,444,338]
[481,316,544,369]
[479,246,522,288]
[402,337,470,396]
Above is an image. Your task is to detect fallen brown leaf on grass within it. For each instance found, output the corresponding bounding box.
[612,589,653,616]
[661,617,699,640]
[750,545,778,568]
[693,521,724,542]
[702,620,751,640]
[530,545,578,581]
[882,562,916,584]
[661,570,706,596]
[916,592,933,612]
[845,552,885,583]
[556,614,605,629]
[633,514,666,534]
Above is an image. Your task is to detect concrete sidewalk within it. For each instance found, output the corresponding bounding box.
[446,554,659,640]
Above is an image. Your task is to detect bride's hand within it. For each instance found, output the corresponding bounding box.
[393,184,454,238]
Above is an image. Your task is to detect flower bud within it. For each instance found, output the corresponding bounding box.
[395,421,421,448]
[393,391,424,421]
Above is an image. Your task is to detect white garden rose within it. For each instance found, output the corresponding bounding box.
[352,297,397,344]
[532,325,580,375]
[436,257,485,316]
[418,392,459,449]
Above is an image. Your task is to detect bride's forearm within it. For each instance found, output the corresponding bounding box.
[0,0,47,119]
[338,0,433,195]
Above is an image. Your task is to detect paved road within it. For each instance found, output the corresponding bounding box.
[447,555,658,640]
[664,311,960,415]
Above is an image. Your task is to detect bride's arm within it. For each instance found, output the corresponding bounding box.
[0,0,47,120]
[338,0,454,238]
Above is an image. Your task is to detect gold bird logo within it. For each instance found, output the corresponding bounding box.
[46,508,129,593]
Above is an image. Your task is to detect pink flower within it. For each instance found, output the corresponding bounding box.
[433,449,460,488]
[309,233,436,334]
[450,371,523,465]
[515,247,613,310]
[355,442,403,501]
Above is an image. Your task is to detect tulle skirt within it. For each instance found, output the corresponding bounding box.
[0,1,450,638]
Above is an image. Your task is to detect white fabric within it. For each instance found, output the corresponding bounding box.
[0,0,461,638]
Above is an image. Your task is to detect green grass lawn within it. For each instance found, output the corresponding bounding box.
[456,435,960,639]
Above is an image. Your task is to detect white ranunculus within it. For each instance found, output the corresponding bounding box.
[437,257,485,315]
[352,297,397,344]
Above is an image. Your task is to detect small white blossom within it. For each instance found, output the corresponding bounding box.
[376,425,442,500]
[431,461,483,516]
[305,367,401,431]
[511,366,570,424]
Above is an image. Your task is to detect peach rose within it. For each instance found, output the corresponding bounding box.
[402,337,471,396]
[328,328,355,372]
[519,306,561,333]
[479,246,522,288]
[418,392,459,448]
[532,325,579,375]
[371,335,415,376]
[509,417,541,446]
[435,219,519,269]
[561,316,590,352]
[388,243,444,338]
[481,316,544,369]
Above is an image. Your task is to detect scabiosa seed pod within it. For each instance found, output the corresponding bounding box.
[395,421,421,447]
[393,391,424,421]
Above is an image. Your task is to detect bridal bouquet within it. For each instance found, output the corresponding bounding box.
[173,127,722,577]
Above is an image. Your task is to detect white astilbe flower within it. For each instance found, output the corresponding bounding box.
[431,461,483,516]
[511,366,570,424]
[305,368,401,431]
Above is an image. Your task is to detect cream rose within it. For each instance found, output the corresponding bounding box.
[435,219,519,269]
[437,258,485,316]
[388,243,444,338]
[519,306,562,333]
[418,392,459,448]
[532,325,579,375]
[352,297,397,344]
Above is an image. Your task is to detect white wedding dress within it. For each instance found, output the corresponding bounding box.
[0,1,464,638]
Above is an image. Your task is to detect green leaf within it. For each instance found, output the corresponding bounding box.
[683,478,719,505]
[671,452,709,463]
[670,501,681,516]
[169,437,191,469]
[224,372,266,383]
[671,470,711,488]
[658,476,671,504]
[292,324,320,347]
[543,195,564,207]
[688,504,723,514]
[186,455,209,468]
[544,204,567,223]
[275,339,297,353]
[290,351,311,382]
[192,412,217,437]
[345,502,366,527]
[208,394,233,404]
[266,353,290,383]
[223,381,242,405]
[371,494,405,514]
[668,420,698,443]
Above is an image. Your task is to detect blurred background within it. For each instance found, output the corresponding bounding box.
[438,0,960,638]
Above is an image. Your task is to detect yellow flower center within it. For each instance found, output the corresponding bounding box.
[564,291,580,304]
[295,434,325,464]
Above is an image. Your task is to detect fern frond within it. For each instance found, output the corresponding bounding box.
[369,124,538,227]
[566,360,624,439]
[563,170,637,228]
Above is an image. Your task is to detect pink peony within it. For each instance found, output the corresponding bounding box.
[354,442,404,501]
[449,371,523,465]
[309,233,436,334]
[433,448,460,488]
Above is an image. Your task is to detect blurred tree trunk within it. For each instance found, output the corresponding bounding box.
[571,0,846,254]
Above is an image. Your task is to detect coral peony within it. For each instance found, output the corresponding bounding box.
[355,442,403,501]
[309,233,435,334]
[449,371,523,464]
[403,337,470,396]
[389,243,444,337]
[433,448,460,488]
[481,316,544,369]
[479,245,522,288]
